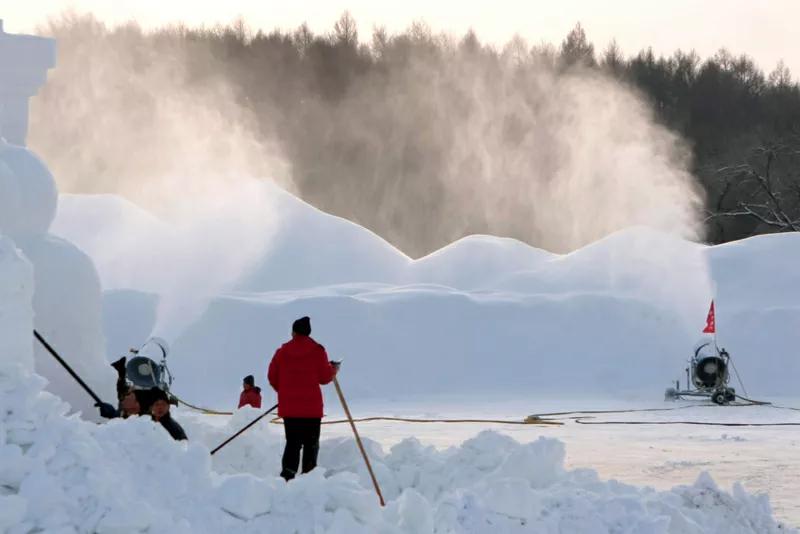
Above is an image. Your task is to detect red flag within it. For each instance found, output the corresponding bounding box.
[702,300,716,334]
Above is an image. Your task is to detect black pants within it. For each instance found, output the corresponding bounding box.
[281,418,321,480]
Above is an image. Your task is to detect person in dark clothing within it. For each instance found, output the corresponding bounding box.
[97,387,185,442]
[150,387,187,441]
[238,375,262,409]
[97,356,158,419]
[268,316,339,481]
[96,386,143,419]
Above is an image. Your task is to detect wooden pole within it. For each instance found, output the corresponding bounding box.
[210,403,278,455]
[34,330,103,404]
[333,376,385,506]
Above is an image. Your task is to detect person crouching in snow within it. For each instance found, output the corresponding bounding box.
[96,386,142,419]
[239,375,262,409]
[149,387,187,441]
[268,316,339,481]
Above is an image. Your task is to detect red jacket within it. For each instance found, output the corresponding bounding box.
[268,335,336,418]
[238,386,262,409]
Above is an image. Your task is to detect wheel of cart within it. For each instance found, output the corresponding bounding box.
[711,390,728,405]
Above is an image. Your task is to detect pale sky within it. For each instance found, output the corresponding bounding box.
[2,0,798,77]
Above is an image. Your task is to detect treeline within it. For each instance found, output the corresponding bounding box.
[31,13,800,254]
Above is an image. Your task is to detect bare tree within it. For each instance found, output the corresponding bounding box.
[293,23,315,56]
[769,60,793,88]
[333,11,358,46]
[707,138,800,233]
[601,39,624,76]
[560,22,595,68]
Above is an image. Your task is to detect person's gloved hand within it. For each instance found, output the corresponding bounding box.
[95,401,118,419]
[331,360,342,372]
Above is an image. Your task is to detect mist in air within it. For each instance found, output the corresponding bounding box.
[30,14,704,255]
[28,13,708,337]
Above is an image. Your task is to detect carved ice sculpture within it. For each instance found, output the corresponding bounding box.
[0,20,114,416]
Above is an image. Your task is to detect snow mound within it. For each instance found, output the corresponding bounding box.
[411,235,553,290]
[51,186,556,292]
[495,226,704,294]
[14,232,114,416]
[237,184,410,291]
[51,194,167,291]
[167,290,692,406]
[1,231,795,532]
[2,395,794,533]
[50,188,800,405]
[708,232,800,311]
[52,186,411,293]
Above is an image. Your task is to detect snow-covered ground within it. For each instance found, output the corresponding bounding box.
[2,179,798,532]
[298,397,800,527]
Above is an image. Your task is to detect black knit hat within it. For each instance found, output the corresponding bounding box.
[243,375,255,386]
[292,316,311,336]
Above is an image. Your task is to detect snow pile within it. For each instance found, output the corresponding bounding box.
[1,240,794,532]
[49,185,800,408]
[411,235,554,290]
[53,186,410,293]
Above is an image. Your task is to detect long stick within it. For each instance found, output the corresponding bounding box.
[333,376,385,506]
[33,330,103,404]
[210,403,279,455]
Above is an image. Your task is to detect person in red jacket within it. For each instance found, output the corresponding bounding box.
[238,375,262,409]
[268,316,339,481]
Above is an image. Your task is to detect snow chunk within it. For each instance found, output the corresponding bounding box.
[215,473,276,520]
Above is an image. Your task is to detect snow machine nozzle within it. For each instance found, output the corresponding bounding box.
[665,341,736,405]
[115,337,176,405]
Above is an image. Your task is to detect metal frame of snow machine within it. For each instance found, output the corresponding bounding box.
[121,338,177,405]
[665,342,736,405]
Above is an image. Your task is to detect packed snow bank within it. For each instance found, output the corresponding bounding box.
[708,232,800,311]
[53,188,410,293]
[0,236,34,368]
[168,289,695,406]
[411,235,554,290]
[13,233,114,417]
[1,232,795,532]
[51,187,800,407]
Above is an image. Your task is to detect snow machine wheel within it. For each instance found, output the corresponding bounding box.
[711,391,728,405]
[724,388,736,403]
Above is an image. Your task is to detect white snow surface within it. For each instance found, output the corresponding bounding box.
[3,178,799,531]
[50,185,800,409]
[0,252,794,532]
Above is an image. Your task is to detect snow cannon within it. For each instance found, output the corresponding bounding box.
[120,338,176,404]
[665,341,735,405]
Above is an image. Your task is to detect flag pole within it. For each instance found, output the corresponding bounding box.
[712,300,719,353]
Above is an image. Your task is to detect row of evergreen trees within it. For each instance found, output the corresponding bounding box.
[32,13,800,254]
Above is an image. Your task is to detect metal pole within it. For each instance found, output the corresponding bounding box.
[333,376,385,507]
[33,330,103,404]
[210,403,279,455]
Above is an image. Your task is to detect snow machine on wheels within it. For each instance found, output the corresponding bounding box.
[665,341,736,405]
[112,337,177,405]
